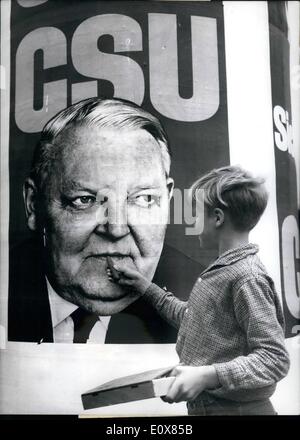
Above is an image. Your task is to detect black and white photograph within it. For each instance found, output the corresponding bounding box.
[0,0,299,420]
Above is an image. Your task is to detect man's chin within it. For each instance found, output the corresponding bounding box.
[61,279,140,315]
[87,292,139,316]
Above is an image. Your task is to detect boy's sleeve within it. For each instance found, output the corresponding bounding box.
[143,282,188,329]
[212,275,290,391]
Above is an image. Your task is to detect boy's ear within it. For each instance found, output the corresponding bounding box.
[166,177,174,200]
[214,208,225,228]
[23,178,39,231]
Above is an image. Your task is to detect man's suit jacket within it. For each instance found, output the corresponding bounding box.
[8,238,202,343]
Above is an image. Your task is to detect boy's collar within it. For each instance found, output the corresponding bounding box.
[201,243,259,275]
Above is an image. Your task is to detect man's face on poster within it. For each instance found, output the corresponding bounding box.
[33,124,173,315]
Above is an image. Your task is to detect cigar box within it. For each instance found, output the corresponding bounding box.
[81,366,175,410]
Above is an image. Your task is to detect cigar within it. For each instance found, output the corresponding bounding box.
[107,256,120,280]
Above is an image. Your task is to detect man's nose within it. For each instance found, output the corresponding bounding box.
[95,195,130,239]
[106,221,130,239]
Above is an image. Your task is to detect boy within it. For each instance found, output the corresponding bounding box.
[107,166,290,416]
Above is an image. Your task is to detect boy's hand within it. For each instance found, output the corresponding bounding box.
[163,365,220,403]
[106,260,151,295]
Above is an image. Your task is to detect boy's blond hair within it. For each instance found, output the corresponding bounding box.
[190,165,269,232]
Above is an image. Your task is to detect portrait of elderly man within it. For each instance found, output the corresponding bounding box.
[8,98,200,344]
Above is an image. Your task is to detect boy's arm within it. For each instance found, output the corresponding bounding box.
[143,282,188,329]
[107,263,187,329]
[212,275,290,392]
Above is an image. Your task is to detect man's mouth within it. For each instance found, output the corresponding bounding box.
[80,253,137,301]
[87,253,134,266]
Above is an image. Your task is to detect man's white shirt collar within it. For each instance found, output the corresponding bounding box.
[46,278,111,343]
[47,278,78,327]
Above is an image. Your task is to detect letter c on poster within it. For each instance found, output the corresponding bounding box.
[15,27,67,133]
[282,215,300,319]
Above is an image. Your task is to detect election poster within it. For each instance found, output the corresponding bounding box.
[0,0,299,418]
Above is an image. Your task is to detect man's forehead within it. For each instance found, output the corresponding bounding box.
[53,125,164,173]
[60,177,166,193]
[56,123,158,151]
[52,144,166,192]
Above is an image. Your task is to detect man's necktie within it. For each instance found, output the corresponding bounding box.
[71,307,99,343]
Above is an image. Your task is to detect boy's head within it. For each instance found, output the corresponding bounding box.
[190,165,269,248]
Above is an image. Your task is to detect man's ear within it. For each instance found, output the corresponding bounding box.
[23,178,39,231]
[214,208,225,228]
[166,177,174,200]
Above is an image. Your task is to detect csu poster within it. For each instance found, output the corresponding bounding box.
[0,0,299,416]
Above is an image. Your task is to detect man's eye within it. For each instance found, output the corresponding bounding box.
[133,195,160,208]
[72,196,96,209]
